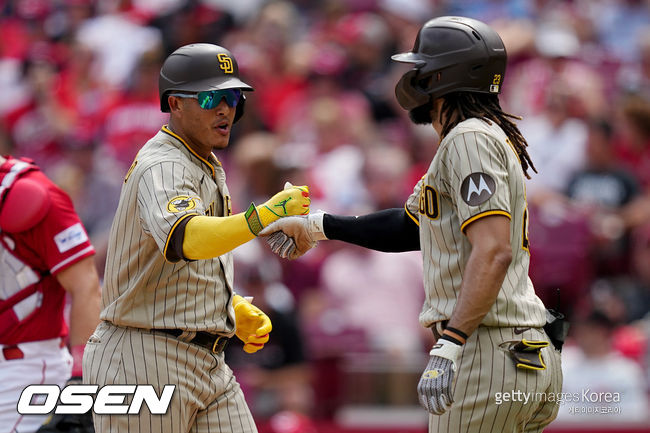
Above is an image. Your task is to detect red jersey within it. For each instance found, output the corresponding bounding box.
[0,157,95,344]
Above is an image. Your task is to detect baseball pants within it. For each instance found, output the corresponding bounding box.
[0,338,72,433]
[83,321,257,433]
[429,326,562,433]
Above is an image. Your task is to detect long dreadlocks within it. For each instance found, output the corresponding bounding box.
[439,92,537,179]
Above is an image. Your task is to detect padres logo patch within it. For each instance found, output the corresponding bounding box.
[422,369,444,379]
[167,196,200,213]
[460,172,496,206]
[217,53,233,74]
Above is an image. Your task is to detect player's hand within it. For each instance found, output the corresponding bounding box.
[232,295,272,353]
[258,182,310,227]
[35,378,94,432]
[417,338,462,415]
[265,230,299,259]
[259,212,326,260]
[260,217,314,259]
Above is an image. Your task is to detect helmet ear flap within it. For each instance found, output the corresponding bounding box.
[161,91,171,113]
[395,69,431,111]
[234,94,246,123]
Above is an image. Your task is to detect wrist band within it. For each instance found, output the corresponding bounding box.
[440,333,464,346]
[442,326,468,345]
[308,212,328,240]
[445,326,468,340]
[244,203,263,236]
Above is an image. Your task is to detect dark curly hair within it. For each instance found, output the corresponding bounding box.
[439,92,537,179]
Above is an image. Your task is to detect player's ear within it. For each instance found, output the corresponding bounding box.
[168,95,183,113]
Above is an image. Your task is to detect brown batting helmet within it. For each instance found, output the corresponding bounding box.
[159,43,253,122]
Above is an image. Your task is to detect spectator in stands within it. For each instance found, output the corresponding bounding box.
[617,28,650,96]
[615,94,650,192]
[588,224,650,324]
[557,309,649,423]
[568,119,639,209]
[617,95,650,230]
[504,21,606,118]
[3,47,75,168]
[519,82,588,205]
[566,118,640,276]
[100,49,168,169]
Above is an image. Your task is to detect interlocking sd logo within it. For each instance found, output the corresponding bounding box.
[217,54,233,74]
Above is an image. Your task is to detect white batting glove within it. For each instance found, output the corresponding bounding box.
[259,212,327,259]
[417,338,462,415]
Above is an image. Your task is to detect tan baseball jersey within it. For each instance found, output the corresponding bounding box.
[406,118,546,328]
[101,125,236,334]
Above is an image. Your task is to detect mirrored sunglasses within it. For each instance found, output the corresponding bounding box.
[169,89,242,109]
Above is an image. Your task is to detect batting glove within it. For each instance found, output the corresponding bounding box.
[245,182,310,236]
[232,295,272,353]
[259,212,327,259]
[418,338,462,415]
[259,182,310,224]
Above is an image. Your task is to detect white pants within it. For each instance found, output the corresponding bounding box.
[0,338,72,433]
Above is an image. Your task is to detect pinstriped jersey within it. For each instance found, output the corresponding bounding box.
[406,118,546,328]
[101,125,236,334]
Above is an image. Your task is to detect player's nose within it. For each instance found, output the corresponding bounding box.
[214,98,233,117]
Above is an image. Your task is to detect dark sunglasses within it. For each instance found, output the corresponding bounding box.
[169,89,242,109]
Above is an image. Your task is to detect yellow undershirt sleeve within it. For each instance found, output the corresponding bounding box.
[183,213,256,260]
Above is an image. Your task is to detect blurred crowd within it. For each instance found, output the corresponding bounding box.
[2,0,650,429]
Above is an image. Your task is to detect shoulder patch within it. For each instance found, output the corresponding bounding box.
[54,223,89,253]
[460,172,496,206]
[167,196,201,213]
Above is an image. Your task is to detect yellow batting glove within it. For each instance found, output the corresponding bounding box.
[244,182,310,236]
[232,295,273,354]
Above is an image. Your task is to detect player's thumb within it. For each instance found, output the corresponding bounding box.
[284,181,294,190]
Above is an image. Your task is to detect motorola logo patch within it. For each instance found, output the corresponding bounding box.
[460,172,496,206]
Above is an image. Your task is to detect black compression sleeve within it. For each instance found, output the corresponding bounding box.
[323,208,420,252]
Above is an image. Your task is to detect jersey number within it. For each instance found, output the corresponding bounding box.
[419,185,439,220]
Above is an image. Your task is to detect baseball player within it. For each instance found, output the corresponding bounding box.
[262,17,564,433]
[82,43,310,433]
[0,155,101,433]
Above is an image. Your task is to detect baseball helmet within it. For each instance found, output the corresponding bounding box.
[159,43,253,122]
[392,16,507,111]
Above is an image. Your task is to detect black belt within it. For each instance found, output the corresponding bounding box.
[157,329,230,354]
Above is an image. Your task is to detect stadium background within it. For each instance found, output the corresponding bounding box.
[1,0,650,431]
